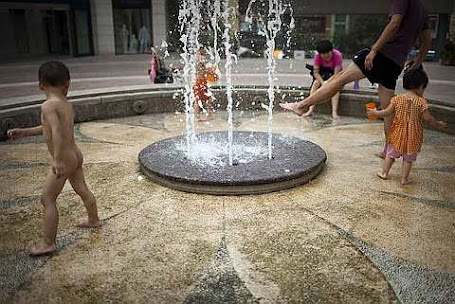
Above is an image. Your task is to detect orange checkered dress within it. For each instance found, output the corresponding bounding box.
[193,75,211,105]
[388,94,429,154]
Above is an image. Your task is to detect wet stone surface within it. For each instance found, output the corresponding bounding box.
[183,240,259,304]
[1,111,454,304]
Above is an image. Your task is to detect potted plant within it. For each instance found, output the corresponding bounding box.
[440,40,455,66]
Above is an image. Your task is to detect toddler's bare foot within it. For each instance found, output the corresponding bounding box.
[377,171,388,180]
[332,113,340,120]
[29,242,57,256]
[401,179,411,186]
[76,219,102,228]
[279,102,307,116]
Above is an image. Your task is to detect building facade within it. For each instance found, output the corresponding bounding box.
[0,0,167,59]
[0,0,453,60]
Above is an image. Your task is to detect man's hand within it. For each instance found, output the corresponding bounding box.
[404,58,423,73]
[405,29,432,74]
[52,160,67,179]
[365,49,377,70]
[7,129,25,140]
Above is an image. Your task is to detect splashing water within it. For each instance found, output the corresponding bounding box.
[245,0,259,24]
[161,40,170,58]
[286,4,295,56]
[211,0,221,66]
[178,0,202,159]
[265,0,282,159]
[222,1,236,165]
[177,0,292,166]
[245,0,287,160]
[200,0,221,118]
[175,134,269,167]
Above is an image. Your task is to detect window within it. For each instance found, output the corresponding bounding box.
[112,0,151,54]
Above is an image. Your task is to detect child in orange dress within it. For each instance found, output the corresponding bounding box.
[368,69,446,185]
[193,61,213,121]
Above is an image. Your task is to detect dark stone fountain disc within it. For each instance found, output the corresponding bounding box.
[138,131,327,195]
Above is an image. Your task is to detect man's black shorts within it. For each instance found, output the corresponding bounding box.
[352,48,403,90]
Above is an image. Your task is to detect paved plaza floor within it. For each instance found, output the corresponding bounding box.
[1,111,454,304]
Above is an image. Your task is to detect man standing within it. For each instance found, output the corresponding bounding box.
[139,25,150,53]
[281,0,431,157]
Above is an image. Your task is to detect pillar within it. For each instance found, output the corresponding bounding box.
[151,0,167,48]
[90,0,115,55]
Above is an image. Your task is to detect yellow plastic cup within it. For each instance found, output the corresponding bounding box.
[365,102,377,121]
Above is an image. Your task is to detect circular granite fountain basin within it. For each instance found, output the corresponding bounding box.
[139,131,327,195]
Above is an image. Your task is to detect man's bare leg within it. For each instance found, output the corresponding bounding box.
[69,166,101,228]
[331,92,340,119]
[30,170,67,256]
[378,85,395,157]
[302,80,321,117]
[280,63,365,116]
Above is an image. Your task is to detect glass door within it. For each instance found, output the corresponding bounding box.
[44,10,70,55]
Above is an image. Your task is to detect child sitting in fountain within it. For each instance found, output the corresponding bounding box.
[7,61,101,256]
[193,59,214,121]
[367,68,446,185]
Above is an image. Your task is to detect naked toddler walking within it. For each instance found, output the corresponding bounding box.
[8,61,101,256]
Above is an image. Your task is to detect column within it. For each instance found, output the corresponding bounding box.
[90,0,115,55]
[151,0,167,48]
[451,10,455,42]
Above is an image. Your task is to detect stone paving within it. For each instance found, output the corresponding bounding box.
[1,112,454,304]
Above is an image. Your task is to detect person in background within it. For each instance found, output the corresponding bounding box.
[303,40,343,119]
[193,59,214,121]
[139,25,150,53]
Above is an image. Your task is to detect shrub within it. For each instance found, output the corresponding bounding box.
[440,40,455,66]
